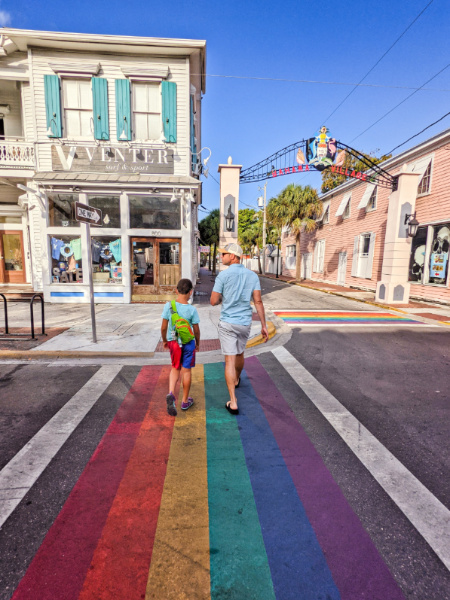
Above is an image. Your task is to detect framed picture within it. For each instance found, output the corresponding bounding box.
[52,275,60,283]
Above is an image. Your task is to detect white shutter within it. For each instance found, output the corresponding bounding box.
[335,192,351,217]
[409,156,432,178]
[314,242,319,272]
[351,235,359,276]
[357,184,376,209]
[365,233,376,279]
[319,240,325,272]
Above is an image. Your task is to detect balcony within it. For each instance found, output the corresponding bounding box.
[0,139,35,169]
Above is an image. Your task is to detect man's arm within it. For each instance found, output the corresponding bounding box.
[161,319,169,349]
[252,289,269,342]
[193,323,200,351]
[210,291,222,306]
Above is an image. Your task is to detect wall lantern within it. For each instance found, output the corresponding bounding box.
[119,116,129,140]
[225,204,235,232]
[404,213,419,237]
[46,115,57,137]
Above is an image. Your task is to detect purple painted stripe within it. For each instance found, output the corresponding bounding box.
[245,356,406,600]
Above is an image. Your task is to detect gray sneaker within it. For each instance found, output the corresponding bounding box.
[166,392,177,416]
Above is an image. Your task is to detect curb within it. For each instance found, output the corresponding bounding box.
[246,321,276,349]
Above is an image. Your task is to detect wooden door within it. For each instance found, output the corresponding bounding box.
[0,231,25,283]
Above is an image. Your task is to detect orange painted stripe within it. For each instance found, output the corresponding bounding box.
[145,365,210,600]
[79,366,174,600]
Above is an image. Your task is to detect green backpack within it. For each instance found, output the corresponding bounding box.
[169,300,195,344]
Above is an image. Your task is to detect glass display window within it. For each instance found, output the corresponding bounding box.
[88,196,121,228]
[408,227,428,283]
[48,194,79,228]
[428,224,450,285]
[129,195,180,229]
[50,235,82,283]
[91,236,123,284]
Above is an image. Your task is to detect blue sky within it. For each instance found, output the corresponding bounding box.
[2,0,450,214]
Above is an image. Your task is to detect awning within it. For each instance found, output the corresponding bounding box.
[357,183,376,209]
[33,172,200,186]
[335,192,351,217]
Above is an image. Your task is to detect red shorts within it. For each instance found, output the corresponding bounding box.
[168,340,196,370]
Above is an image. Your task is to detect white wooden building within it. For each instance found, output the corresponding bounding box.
[0,28,206,302]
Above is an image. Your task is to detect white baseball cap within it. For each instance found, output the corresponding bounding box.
[217,243,243,257]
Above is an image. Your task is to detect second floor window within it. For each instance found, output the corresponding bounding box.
[62,79,93,138]
[132,82,161,141]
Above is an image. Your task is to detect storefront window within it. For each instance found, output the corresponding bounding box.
[129,195,180,229]
[88,196,121,228]
[48,194,79,227]
[428,224,449,285]
[408,227,428,283]
[0,216,21,224]
[2,233,23,271]
[50,235,82,283]
[91,236,122,284]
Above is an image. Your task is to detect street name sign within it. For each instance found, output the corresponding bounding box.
[75,202,102,225]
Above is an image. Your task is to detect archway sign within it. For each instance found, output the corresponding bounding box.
[240,127,397,190]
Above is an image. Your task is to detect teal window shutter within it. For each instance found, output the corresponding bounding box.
[162,81,177,143]
[92,77,109,140]
[190,95,197,171]
[115,79,131,141]
[44,74,62,138]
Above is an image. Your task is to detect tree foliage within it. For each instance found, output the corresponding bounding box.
[321,151,391,193]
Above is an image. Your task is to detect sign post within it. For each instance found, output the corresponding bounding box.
[75,202,102,344]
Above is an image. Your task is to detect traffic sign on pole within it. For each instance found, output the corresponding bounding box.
[75,202,102,226]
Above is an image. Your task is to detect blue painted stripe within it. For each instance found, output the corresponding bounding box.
[236,370,341,600]
[93,293,124,298]
[50,292,84,297]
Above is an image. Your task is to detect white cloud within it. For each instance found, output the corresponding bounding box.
[0,9,11,26]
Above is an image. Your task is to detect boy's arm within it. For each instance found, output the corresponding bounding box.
[161,319,169,349]
[193,323,200,351]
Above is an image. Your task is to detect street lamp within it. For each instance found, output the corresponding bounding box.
[276,236,281,278]
[404,213,419,237]
[225,204,235,232]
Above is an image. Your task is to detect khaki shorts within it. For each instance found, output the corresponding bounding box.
[218,320,252,355]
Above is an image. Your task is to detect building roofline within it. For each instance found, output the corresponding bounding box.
[320,126,450,200]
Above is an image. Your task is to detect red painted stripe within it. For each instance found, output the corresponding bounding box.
[12,366,166,600]
[79,367,174,600]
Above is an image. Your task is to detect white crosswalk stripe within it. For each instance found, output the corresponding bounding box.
[0,365,121,529]
[272,346,450,571]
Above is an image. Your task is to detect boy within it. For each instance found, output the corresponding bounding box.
[161,278,200,416]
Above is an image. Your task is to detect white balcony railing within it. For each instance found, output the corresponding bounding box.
[0,140,35,169]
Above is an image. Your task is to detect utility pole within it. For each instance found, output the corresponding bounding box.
[258,181,268,275]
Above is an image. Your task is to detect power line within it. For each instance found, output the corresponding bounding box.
[194,73,450,92]
[387,110,450,155]
[352,61,450,142]
[321,0,435,124]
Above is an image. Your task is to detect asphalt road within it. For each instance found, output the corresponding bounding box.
[0,279,449,599]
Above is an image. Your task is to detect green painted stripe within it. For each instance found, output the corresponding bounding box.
[204,363,276,600]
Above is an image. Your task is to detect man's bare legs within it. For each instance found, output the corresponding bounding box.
[224,352,245,410]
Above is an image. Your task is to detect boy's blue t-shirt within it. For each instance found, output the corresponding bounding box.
[161,301,200,342]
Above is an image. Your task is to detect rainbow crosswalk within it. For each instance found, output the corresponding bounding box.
[9,361,407,600]
[273,310,425,326]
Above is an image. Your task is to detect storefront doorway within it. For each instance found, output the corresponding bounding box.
[0,231,25,283]
[131,237,181,302]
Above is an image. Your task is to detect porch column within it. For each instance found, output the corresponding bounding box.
[218,156,241,248]
[375,165,421,304]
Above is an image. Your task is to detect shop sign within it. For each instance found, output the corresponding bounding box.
[430,252,448,278]
[198,246,210,253]
[52,145,174,175]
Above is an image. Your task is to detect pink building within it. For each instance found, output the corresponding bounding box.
[281,128,450,305]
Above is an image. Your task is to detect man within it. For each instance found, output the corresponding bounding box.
[210,243,269,415]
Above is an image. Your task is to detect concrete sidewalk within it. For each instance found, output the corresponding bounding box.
[0,268,281,360]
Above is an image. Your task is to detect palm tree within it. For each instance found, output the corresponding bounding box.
[267,183,322,281]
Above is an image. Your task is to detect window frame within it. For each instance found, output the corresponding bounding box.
[365,186,377,212]
[61,78,94,140]
[417,160,432,197]
[342,198,351,219]
[131,81,162,142]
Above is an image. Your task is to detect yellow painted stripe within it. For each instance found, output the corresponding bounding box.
[145,365,210,600]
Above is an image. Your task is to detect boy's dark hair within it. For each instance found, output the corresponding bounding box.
[177,278,193,295]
